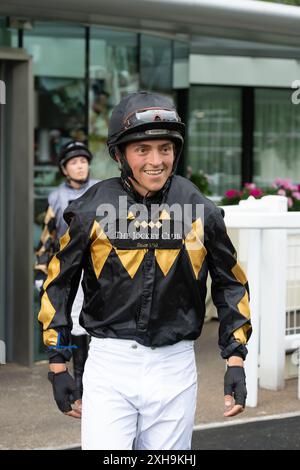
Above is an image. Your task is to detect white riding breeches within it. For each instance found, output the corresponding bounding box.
[82,337,197,450]
[71,274,87,336]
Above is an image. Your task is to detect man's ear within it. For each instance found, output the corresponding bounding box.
[61,166,68,177]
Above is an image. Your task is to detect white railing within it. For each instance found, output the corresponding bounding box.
[221,196,300,406]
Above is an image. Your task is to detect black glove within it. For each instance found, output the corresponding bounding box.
[71,334,90,397]
[224,366,247,407]
[48,370,81,413]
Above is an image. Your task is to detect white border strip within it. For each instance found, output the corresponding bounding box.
[193,410,300,431]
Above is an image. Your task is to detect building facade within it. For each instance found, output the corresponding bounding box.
[0,0,300,365]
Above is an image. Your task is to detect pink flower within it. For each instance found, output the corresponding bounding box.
[225,189,240,199]
[244,183,256,190]
[277,189,286,196]
[281,179,294,190]
[288,197,293,208]
[274,178,284,187]
[284,183,295,191]
[292,191,300,201]
[298,184,300,192]
[274,178,295,190]
[250,188,263,198]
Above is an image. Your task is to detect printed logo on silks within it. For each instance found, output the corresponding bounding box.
[95,196,205,250]
[48,332,78,351]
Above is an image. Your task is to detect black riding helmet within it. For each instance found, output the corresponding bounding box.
[107,92,185,185]
[58,140,93,171]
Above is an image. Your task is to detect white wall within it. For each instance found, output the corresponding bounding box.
[190,54,300,88]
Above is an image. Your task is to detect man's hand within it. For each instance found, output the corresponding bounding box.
[48,368,82,419]
[223,356,247,418]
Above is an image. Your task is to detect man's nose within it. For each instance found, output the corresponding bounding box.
[148,149,162,166]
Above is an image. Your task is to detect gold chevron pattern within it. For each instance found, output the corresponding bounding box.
[237,291,251,319]
[155,249,181,276]
[231,261,250,320]
[232,262,248,286]
[90,220,148,279]
[114,248,148,278]
[233,322,252,344]
[38,291,56,330]
[43,328,58,347]
[90,220,113,278]
[159,209,171,220]
[184,218,207,279]
[38,229,71,344]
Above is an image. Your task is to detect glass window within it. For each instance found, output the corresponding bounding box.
[0,17,18,47]
[140,35,172,92]
[89,28,138,180]
[173,40,189,89]
[23,23,86,360]
[187,86,242,196]
[23,22,86,189]
[253,88,300,187]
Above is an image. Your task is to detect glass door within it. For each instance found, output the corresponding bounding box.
[187,86,242,197]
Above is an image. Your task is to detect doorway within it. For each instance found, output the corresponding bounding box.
[0,49,33,366]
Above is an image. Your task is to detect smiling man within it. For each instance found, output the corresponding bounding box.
[38,91,252,450]
[120,139,175,196]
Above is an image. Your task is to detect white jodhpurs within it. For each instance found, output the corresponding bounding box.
[71,274,87,336]
[82,337,197,450]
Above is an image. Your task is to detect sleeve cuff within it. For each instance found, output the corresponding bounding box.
[227,350,245,360]
[220,342,248,360]
[48,352,68,364]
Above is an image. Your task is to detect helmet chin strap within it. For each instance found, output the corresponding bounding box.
[117,147,140,188]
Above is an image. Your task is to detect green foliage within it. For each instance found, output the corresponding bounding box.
[187,169,212,195]
[262,0,300,5]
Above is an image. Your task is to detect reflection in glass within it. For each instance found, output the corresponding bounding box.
[89,28,139,180]
[140,35,172,92]
[24,22,86,164]
[187,86,242,196]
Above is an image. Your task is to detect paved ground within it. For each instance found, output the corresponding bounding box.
[192,416,300,450]
[0,320,299,450]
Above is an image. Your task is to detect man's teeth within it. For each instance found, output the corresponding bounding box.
[144,170,163,175]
